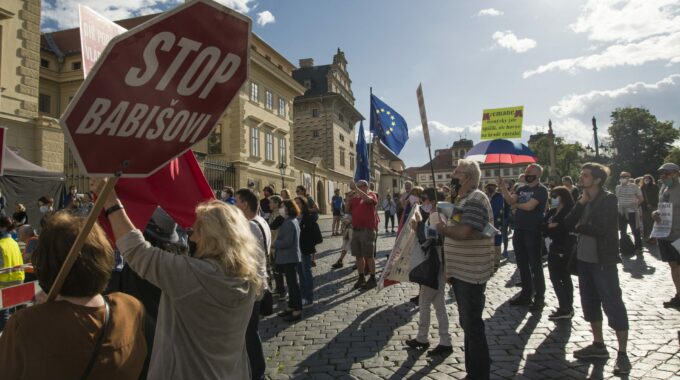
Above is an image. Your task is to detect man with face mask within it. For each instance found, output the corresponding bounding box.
[615,171,643,255]
[653,163,680,309]
[485,181,504,270]
[498,164,548,310]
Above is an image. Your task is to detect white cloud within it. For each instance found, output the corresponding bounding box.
[256,10,275,26]
[477,8,503,17]
[547,74,680,146]
[523,32,680,78]
[571,0,680,43]
[492,31,536,53]
[526,0,680,77]
[41,0,256,31]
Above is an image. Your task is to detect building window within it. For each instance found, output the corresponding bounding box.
[265,132,274,161]
[250,127,260,157]
[503,168,510,176]
[437,174,443,180]
[265,91,273,110]
[304,80,311,89]
[446,174,451,178]
[339,113,344,122]
[38,94,51,113]
[312,130,320,138]
[279,137,287,163]
[350,141,354,148]
[393,179,397,187]
[350,155,355,171]
[250,82,258,102]
[339,134,345,142]
[340,148,346,167]
[278,98,286,117]
[71,61,82,70]
[40,59,50,68]
[312,108,319,117]
[485,170,491,177]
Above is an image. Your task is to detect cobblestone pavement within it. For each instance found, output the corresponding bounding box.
[261,218,680,379]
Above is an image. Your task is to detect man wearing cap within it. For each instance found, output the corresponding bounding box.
[653,163,680,308]
[615,171,643,255]
[347,180,379,290]
[235,188,271,380]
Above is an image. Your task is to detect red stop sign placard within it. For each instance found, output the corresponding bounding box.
[61,0,250,177]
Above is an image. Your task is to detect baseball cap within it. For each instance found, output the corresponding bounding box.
[658,163,680,172]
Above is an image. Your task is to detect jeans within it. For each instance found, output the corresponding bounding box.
[277,263,302,310]
[416,269,451,346]
[384,211,395,230]
[578,261,629,331]
[618,212,642,249]
[548,250,573,312]
[513,229,545,300]
[451,278,490,380]
[0,308,13,331]
[297,255,314,303]
[245,301,265,380]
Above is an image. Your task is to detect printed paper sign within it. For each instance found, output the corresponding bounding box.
[481,106,523,140]
[651,202,672,238]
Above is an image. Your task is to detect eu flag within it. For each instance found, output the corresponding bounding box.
[370,94,409,155]
[354,121,370,182]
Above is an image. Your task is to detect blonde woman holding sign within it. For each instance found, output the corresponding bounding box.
[100,179,265,380]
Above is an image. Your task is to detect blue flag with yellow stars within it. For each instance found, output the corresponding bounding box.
[370,94,409,155]
[354,121,370,182]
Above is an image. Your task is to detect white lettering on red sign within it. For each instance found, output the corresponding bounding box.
[124,31,241,100]
[74,98,211,143]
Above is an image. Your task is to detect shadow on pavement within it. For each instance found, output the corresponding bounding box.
[620,253,656,279]
[488,299,541,376]
[525,319,589,378]
[293,302,417,376]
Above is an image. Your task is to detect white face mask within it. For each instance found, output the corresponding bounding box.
[421,203,433,213]
[550,197,560,208]
[620,178,629,185]
[39,205,49,213]
[279,207,287,217]
[644,179,651,185]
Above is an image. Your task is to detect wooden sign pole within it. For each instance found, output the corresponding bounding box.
[46,176,119,301]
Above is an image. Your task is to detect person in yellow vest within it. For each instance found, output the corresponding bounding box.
[0,216,24,331]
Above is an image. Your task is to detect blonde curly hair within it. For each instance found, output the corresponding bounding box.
[193,200,264,297]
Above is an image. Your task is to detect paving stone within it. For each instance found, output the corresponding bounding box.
[260,220,680,379]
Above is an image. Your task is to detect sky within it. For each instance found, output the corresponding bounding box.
[41,0,680,169]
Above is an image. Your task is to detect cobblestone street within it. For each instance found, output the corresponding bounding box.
[262,218,680,379]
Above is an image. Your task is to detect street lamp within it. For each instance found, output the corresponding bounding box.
[278,162,287,191]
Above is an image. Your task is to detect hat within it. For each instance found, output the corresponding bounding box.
[144,207,179,244]
[658,163,680,172]
[485,180,498,187]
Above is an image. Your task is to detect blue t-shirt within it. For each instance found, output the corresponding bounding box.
[514,184,548,231]
[332,195,343,211]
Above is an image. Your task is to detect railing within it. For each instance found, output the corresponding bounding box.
[204,158,237,191]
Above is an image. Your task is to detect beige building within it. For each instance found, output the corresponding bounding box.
[291,50,363,210]
[0,0,63,172]
[370,139,411,198]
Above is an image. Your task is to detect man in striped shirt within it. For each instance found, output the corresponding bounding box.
[615,171,643,254]
[436,159,494,380]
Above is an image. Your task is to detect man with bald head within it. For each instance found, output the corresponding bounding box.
[499,164,549,310]
[347,180,379,290]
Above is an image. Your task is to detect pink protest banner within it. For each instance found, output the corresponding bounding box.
[78,4,126,77]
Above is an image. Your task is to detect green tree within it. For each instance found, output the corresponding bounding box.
[609,107,679,178]
[528,134,586,181]
[665,147,680,165]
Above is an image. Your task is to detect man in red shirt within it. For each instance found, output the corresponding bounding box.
[346,180,379,290]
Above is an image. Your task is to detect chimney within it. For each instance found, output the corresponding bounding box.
[299,58,314,68]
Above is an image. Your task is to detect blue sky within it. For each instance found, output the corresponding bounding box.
[41,0,680,168]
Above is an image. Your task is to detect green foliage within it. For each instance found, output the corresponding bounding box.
[528,134,586,181]
[609,107,679,178]
[664,147,680,165]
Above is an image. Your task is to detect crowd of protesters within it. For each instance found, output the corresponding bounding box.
[0,158,679,379]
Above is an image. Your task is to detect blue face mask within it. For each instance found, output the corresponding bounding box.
[664,178,675,187]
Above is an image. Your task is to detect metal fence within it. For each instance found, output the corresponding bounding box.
[64,145,89,193]
[204,158,237,191]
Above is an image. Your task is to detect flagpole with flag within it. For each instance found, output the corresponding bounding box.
[354,122,370,182]
[370,92,409,156]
